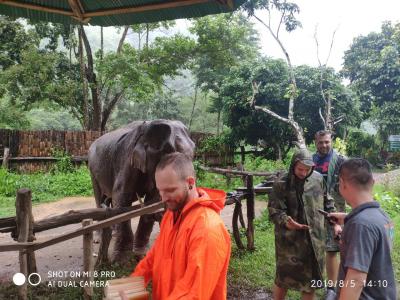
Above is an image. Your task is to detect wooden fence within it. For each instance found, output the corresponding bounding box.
[0,189,164,300]
[0,129,234,172]
[0,168,278,299]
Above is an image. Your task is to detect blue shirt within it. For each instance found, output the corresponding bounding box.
[312,150,333,176]
[337,201,396,299]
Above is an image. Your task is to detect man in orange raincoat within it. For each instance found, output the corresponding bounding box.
[130,152,231,300]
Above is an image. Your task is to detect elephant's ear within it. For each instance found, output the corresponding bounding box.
[129,122,147,173]
[131,142,147,173]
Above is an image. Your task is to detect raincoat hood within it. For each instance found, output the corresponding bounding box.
[287,148,315,187]
[181,187,226,216]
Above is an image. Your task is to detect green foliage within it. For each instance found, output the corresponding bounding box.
[51,149,75,173]
[342,22,400,139]
[243,154,287,172]
[242,0,301,32]
[219,59,359,158]
[190,13,259,94]
[197,133,233,154]
[333,137,347,156]
[346,129,379,163]
[0,16,39,70]
[0,96,30,129]
[0,167,92,217]
[374,190,400,218]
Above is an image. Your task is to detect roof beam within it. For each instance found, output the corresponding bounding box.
[0,0,73,17]
[68,0,90,23]
[84,0,212,17]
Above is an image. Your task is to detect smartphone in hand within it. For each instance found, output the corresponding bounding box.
[317,209,338,224]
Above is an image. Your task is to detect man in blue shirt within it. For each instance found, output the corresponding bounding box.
[329,158,396,300]
[312,130,346,298]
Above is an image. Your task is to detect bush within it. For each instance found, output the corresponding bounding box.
[51,149,75,173]
[243,154,287,172]
[346,129,379,163]
[374,190,400,218]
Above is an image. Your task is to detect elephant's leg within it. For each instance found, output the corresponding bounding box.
[111,192,135,264]
[91,176,105,244]
[133,214,155,257]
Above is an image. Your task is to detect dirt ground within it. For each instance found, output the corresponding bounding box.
[0,197,268,286]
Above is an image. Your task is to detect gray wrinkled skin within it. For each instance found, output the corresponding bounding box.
[88,120,195,263]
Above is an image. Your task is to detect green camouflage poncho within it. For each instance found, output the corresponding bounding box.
[268,149,335,292]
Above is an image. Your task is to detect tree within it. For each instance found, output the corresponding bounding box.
[0,19,195,131]
[243,0,306,147]
[0,16,37,70]
[342,22,400,139]
[313,26,345,132]
[219,58,361,158]
[190,13,259,135]
[294,65,362,142]
[220,59,295,159]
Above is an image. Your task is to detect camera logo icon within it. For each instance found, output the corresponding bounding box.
[13,273,41,286]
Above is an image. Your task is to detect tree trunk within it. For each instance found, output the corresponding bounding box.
[146,24,149,50]
[80,25,101,131]
[100,26,104,61]
[189,86,198,131]
[217,110,221,136]
[117,26,129,54]
[78,27,89,130]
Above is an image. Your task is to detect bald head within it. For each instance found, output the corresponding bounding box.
[156,152,195,181]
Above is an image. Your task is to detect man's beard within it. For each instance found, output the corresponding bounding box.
[171,187,190,212]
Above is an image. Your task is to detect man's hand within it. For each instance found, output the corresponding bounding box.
[327,212,347,225]
[333,223,342,239]
[286,216,310,230]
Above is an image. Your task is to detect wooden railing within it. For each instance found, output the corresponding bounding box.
[0,189,164,300]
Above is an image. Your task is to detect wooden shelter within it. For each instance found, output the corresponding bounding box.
[0,0,246,26]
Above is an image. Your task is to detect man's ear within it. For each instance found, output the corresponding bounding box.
[187,176,195,187]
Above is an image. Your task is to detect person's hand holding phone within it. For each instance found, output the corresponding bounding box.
[327,212,347,225]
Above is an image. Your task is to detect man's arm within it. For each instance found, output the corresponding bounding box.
[268,181,289,227]
[338,268,367,300]
[165,223,230,300]
[130,242,155,285]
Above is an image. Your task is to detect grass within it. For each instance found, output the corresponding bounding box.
[0,167,93,217]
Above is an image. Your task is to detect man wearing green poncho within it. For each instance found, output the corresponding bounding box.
[268,148,341,300]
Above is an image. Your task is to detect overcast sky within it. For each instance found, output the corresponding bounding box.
[89,0,400,72]
[250,0,400,71]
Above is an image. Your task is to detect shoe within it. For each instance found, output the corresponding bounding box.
[325,288,337,300]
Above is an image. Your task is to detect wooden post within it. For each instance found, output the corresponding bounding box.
[2,147,10,169]
[226,166,232,187]
[16,188,36,300]
[82,219,94,300]
[245,175,255,251]
[240,145,245,165]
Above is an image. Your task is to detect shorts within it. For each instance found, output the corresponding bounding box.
[326,223,340,252]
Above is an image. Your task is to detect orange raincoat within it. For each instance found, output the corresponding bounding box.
[131,188,231,300]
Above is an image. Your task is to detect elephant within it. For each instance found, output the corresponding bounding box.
[88,119,195,264]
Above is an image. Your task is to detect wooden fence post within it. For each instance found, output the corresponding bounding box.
[246,175,255,251]
[2,147,10,169]
[16,188,37,300]
[82,219,94,300]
